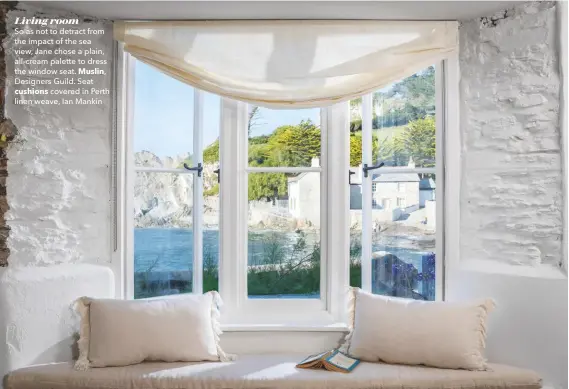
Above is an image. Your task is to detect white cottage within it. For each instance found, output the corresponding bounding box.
[287,157,321,227]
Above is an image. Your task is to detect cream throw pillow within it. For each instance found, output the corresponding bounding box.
[340,288,495,370]
[73,292,234,369]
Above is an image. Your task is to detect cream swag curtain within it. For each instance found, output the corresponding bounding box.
[114,20,457,109]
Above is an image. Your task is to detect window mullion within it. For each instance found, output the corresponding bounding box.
[124,53,136,300]
[325,102,350,323]
[219,98,248,317]
[193,89,204,294]
[361,93,373,293]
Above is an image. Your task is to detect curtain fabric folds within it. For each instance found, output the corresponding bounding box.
[114,20,457,109]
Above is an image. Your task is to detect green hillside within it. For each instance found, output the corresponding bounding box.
[200,66,435,200]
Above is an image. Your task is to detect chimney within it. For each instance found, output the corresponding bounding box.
[408,156,415,168]
[311,157,320,167]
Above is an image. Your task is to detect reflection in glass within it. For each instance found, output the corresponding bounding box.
[349,66,436,168]
[349,66,437,301]
[350,174,436,300]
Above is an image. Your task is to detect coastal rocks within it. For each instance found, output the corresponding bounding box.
[133,151,219,228]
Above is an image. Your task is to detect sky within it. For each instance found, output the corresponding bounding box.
[134,60,320,159]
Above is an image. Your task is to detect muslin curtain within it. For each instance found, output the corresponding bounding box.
[114,20,457,108]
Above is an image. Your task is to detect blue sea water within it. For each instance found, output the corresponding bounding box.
[134,228,432,273]
[134,228,436,300]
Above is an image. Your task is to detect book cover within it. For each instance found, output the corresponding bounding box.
[296,349,360,373]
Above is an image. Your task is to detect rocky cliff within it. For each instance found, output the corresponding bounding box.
[134,151,219,228]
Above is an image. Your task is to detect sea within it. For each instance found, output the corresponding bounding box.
[134,228,434,273]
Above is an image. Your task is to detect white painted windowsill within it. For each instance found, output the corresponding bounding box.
[220,323,349,332]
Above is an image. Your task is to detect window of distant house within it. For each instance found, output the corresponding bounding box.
[372,183,377,192]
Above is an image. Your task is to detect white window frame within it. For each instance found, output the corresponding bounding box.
[218,100,335,325]
[121,55,207,299]
[118,50,458,324]
[338,61,448,300]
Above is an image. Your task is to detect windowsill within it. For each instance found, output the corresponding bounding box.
[221,323,349,332]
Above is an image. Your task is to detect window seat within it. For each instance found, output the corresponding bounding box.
[5,354,541,389]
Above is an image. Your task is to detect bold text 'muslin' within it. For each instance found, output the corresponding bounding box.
[14,17,79,27]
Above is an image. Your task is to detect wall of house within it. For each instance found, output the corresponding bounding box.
[451,2,567,388]
[0,4,115,380]
[372,181,419,210]
[297,171,320,227]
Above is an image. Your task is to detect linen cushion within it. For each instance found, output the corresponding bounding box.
[73,291,233,369]
[5,355,542,389]
[341,288,495,370]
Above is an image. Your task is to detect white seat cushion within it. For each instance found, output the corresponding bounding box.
[5,354,541,389]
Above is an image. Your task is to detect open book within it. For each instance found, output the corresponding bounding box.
[296,349,360,373]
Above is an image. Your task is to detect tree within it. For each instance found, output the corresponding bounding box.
[349,133,363,167]
[203,139,219,164]
[350,66,435,131]
[265,120,321,167]
[248,172,288,203]
[248,106,264,137]
[393,116,436,168]
[349,132,395,167]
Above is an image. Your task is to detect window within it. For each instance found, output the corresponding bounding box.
[349,65,440,301]
[130,60,220,299]
[124,56,448,322]
[247,106,323,299]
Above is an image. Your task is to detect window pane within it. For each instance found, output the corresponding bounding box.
[248,106,321,167]
[203,92,221,293]
[349,66,436,168]
[349,173,436,299]
[247,172,320,298]
[366,172,436,300]
[134,60,194,167]
[134,172,193,299]
[370,172,436,301]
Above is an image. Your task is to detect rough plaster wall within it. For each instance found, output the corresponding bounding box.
[3,5,112,266]
[0,2,17,267]
[0,264,114,381]
[460,1,563,269]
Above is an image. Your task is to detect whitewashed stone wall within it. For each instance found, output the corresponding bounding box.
[459,1,563,269]
[3,6,112,266]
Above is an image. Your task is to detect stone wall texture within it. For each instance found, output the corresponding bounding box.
[4,5,112,266]
[0,2,17,267]
[460,1,563,269]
